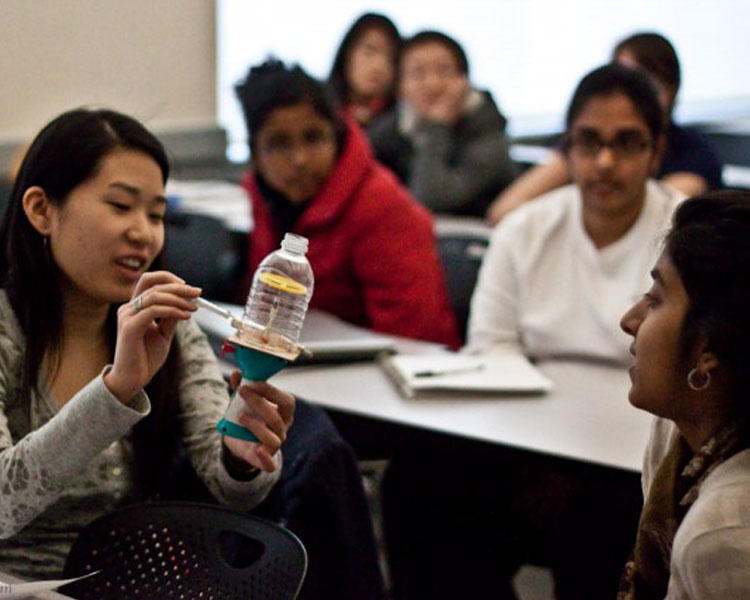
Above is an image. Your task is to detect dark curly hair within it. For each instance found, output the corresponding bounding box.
[235,58,346,155]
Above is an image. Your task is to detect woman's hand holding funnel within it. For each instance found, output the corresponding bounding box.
[222,370,295,472]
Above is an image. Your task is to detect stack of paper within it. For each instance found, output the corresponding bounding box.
[380,353,552,398]
[0,571,99,598]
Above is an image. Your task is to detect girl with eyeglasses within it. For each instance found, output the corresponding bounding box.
[369,30,518,217]
[487,31,723,225]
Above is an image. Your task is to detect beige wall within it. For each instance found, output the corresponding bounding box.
[0,0,216,145]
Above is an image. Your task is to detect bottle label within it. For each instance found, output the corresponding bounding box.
[258,272,308,295]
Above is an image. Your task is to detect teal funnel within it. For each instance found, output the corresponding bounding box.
[234,344,289,381]
[217,341,293,443]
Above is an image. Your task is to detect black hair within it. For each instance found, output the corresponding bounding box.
[0,108,181,497]
[328,12,401,106]
[666,191,750,412]
[235,58,345,155]
[401,30,469,76]
[613,32,681,95]
[564,63,663,142]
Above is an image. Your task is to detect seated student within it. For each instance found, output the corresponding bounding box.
[236,59,460,348]
[488,32,723,225]
[382,64,683,599]
[368,30,517,216]
[0,109,293,578]
[328,12,401,127]
[469,64,683,361]
[0,109,387,600]
[619,191,750,599]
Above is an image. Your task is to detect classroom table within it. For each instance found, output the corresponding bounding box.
[194,303,652,473]
[273,357,651,473]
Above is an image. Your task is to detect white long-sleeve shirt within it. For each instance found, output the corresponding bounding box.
[466,180,682,364]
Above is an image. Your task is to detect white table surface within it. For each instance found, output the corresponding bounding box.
[166,179,252,233]
[273,358,652,473]
[193,303,652,473]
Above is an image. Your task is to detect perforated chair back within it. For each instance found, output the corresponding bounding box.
[0,179,12,219]
[61,501,307,600]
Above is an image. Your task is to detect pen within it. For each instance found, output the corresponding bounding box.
[413,364,485,378]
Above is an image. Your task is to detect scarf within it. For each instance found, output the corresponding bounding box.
[618,420,750,599]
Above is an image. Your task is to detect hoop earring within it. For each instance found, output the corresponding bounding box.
[688,368,711,391]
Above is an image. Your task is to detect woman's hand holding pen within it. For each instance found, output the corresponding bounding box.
[223,371,295,473]
[104,271,201,404]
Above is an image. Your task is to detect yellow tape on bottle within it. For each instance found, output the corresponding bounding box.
[258,272,308,294]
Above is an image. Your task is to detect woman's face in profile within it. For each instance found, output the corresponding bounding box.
[620,250,690,419]
[345,27,396,101]
[253,102,337,203]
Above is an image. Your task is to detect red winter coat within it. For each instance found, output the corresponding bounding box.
[242,122,460,348]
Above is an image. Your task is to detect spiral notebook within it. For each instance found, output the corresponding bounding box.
[380,353,552,398]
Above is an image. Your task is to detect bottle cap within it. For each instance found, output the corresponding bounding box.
[281,233,309,254]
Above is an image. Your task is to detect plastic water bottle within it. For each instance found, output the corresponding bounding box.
[217,233,314,443]
[242,233,314,346]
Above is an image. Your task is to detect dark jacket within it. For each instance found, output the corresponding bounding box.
[368,90,517,216]
[255,399,386,600]
[661,122,723,190]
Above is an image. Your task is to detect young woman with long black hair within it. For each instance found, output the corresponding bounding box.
[0,108,293,578]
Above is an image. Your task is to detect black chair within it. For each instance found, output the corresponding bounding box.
[61,501,307,600]
[0,178,12,219]
[164,212,246,302]
[434,221,490,342]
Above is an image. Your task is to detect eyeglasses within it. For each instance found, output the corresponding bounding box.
[258,129,335,158]
[402,63,460,82]
[566,129,655,159]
